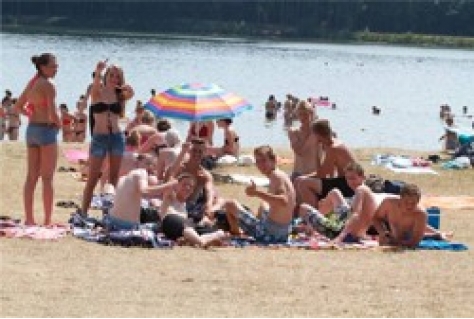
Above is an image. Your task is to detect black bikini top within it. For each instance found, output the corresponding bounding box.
[90,102,122,115]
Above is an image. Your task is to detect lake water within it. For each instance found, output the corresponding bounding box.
[2,31,474,151]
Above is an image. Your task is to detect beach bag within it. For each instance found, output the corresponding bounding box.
[140,207,160,223]
[383,179,406,195]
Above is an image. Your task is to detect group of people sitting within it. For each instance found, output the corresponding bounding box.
[89,99,444,249]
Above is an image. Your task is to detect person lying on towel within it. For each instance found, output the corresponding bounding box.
[223,145,296,243]
[372,183,427,248]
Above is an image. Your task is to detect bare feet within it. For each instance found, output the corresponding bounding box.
[24,220,37,226]
[202,230,229,248]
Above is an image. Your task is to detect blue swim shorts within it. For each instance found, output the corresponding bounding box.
[26,123,59,147]
[90,132,125,158]
[238,208,290,243]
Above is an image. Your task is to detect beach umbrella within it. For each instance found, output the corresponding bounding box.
[144,83,253,121]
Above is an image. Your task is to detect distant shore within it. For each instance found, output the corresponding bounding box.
[3,23,474,49]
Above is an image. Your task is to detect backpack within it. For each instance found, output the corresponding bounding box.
[365,174,385,193]
[383,179,406,195]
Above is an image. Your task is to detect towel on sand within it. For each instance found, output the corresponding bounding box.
[0,217,69,240]
[63,149,88,164]
[418,239,468,251]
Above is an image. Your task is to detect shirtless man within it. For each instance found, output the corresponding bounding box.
[265,95,278,121]
[296,119,357,208]
[107,165,177,230]
[288,100,321,181]
[165,138,218,223]
[372,183,427,248]
[224,145,296,243]
[299,162,380,241]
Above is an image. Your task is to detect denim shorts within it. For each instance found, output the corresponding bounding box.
[26,123,59,147]
[90,132,125,158]
[105,214,139,231]
[238,208,290,243]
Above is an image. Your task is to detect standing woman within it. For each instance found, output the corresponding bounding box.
[13,53,61,225]
[80,60,134,217]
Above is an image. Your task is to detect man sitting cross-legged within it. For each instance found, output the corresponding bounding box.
[298,162,380,242]
[223,145,296,243]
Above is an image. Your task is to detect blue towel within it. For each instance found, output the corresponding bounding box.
[418,239,468,251]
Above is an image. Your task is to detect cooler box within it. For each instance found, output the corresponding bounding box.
[426,206,441,229]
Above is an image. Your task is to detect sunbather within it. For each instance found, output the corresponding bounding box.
[158,173,226,247]
[295,119,357,208]
[298,162,381,242]
[165,138,220,224]
[372,183,427,248]
[223,145,296,243]
[107,166,177,229]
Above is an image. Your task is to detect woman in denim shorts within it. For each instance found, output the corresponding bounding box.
[13,53,61,225]
[79,60,134,217]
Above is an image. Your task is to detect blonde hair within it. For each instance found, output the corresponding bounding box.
[126,130,141,148]
[296,100,314,116]
[312,119,332,138]
[103,64,126,118]
[141,110,156,125]
[254,145,276,161]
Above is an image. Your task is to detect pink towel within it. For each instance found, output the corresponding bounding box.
[63,149,88,163]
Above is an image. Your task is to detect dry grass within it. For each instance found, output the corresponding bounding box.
[1,142,473,317]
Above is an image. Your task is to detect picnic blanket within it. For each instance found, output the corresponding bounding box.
[0,217,69,240]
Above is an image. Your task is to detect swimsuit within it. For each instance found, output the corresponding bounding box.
[89,101,122,134]
[89,102,125,157]
[238,208,291,243]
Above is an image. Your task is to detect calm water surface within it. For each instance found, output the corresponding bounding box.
[2,32,473,150]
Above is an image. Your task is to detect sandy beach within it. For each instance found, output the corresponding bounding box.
[1,141,473,317]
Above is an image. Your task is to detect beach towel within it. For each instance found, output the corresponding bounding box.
[63,148,88,164]
[418,239,468,251]
[0,217,69,240]
[69,212,173,248]
[228,174,270,187]
[372,155,439,175]
[420,195,474,210]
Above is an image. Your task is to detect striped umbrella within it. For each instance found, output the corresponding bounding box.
[144,83,253,121]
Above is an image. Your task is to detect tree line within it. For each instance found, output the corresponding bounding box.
[2,1,474,40]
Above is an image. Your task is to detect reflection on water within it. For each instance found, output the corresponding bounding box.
[1,32,473,150]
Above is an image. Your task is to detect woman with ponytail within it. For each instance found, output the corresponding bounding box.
[13,53,60,225]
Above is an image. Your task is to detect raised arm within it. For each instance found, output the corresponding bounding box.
[288,129,306,156]
[164,142,190,181]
